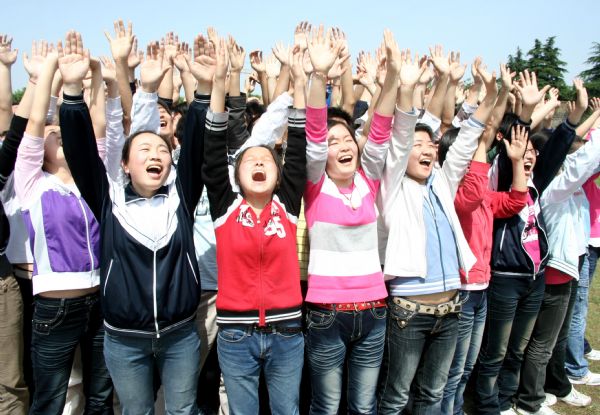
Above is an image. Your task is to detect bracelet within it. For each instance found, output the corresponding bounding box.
[311,71,328,80]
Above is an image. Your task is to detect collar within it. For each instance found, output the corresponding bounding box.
[124,183,169,204]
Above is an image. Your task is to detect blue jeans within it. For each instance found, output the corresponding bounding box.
[104,321,200,415]
[377,299,459,415]
[475,274,545,413]
[217,323,304,415]
[305,304,386,415]
[30,293,113,415]
[442,290,487,415]
[565,248,598,378]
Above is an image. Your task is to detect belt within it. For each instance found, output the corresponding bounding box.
[251,324,302,334]
[392,295,461,317]
[315,299,387,311]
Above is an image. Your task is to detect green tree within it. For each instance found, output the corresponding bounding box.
[581,42,600,97]
[12,88,24,104]
[507,47,527,74]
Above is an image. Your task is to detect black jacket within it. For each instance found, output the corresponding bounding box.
[60,92,207,338]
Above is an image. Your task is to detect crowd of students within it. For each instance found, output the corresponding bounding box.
[0,20,600,415]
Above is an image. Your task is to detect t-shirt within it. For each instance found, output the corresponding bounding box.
[522,194,541,274]
[545,266,573,285]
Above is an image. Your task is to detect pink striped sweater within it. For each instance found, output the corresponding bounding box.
[304,106,392,303]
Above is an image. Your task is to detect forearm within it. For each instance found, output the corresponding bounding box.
[181,71,196,104]
[308,73,328,108]
[442,81,458,127]
[413,84,426,110]
[14,80,36,119]
[89,67,106,139]
[375,70,398,117]
[330,82,341,107]
[158,67,174,102]
[530,101,558,130]
[26,61,58,138]
[340,64,355,114]
[0,66,13,131]
[576,110,600,137]
[273,65,290,102]
[425,74,448,119]
[472,139,487,163]
[115,58,133,129]
[511,158,527,192]
[267,76,277,103]
[210,77,226,113]
[228,70,241,97]
[259,72,269,105]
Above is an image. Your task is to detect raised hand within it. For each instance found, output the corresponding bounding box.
[0,34,17,67]
[173,42,190,72]
[140,41,170,93]
[449,51,466,83]
[568,77,589,125]
[184,34,216,83]
[591,97,600,113]
[99,56,117,84]
[57,31,90,87]
[418,56,434,85]
[249,50,266,73]
[213,37,228,81]
[23,40,48,81]
[272,42,290,67]
[506,125,528,161]
[383,29,401,76]
[475,60,497,97]
[306,25,342,75]
[399,50,427,88]
[515,70,550,108]
[104,19,135,62]
[244,76,256,95]
[429,44,450,75]
[161,32,178,65]
[294,21,311,52]
[228,36,246,72]
[499,63,515,91]
[290,45,306,86]
[265,54,280,78]
[128,38,143,70]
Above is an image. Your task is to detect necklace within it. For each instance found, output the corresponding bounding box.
[340,185,358,210]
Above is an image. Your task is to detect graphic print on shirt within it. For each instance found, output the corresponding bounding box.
[522,194,541,273]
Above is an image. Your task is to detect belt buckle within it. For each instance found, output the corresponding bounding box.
[435,303,449,317]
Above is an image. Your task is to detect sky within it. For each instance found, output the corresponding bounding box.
[3,0,599,90]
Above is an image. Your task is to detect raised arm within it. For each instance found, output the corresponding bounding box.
[104,19,136,133]
[442,51,466,129]
[576,97,600,138]
[227,35,245,97]
[425,45,450,120]
[250,50,269,106]
[304,25,342,184]
[530,87,560,131]
[0,34,17,132]
[514,69,550,123]
[173,42,195,104]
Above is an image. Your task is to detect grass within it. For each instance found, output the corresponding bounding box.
[553,268,600,414]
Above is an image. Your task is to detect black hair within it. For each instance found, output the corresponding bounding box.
[326,119,357,145]
[245,100,266,134]
[121,130,173,165]
[415,123,435,141]
[174,111,188,141]
[437,127,460,167]
[529,131,551,152]
[327,107,353,126]
[233,145,283,196]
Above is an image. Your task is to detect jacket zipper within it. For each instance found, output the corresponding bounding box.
[103,259,114,296]
[153,250,160,337]
[258,215,265,326]
[77,198,95,274]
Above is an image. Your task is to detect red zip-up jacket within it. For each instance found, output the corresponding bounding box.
[454,161,528,285]
[202,109,307,326]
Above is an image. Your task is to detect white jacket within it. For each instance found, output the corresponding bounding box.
[377,108,483,280]
[542,128,600,279]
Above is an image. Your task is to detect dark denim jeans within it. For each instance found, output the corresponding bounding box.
[305,304,387,415]
[516,281,571,412]
[442,290,487,415]
[545,278,579,398]
[29,293,113,415]
[474,274,545,413]
[377,298,459,415]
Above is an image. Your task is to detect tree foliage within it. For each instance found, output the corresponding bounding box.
[581,42,600,97]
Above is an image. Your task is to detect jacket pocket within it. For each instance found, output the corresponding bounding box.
[103,259,114,296]
[186,253,199,285]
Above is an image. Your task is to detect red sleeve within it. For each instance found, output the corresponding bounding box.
[489,189,528,219]
[454,160,488,214]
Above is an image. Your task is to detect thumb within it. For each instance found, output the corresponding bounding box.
[540,84,551,96]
